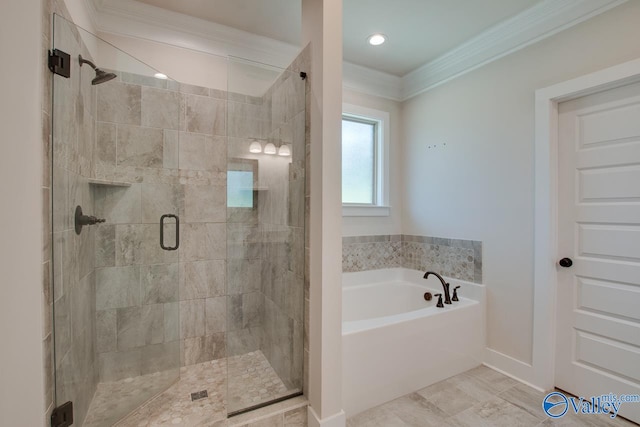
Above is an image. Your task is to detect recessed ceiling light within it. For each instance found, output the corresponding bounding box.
[154,72,168,80]
[367,34,386,46]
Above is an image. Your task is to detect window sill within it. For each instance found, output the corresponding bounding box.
[342,205,391,217]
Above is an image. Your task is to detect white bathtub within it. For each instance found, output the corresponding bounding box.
[342,268,486,416]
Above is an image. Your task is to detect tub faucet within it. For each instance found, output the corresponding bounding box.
[423,271,452,304]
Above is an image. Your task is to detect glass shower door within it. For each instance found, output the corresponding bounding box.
[51,15,182,426]
[226,58,306,415]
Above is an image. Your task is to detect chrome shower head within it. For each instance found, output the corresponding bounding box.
[79,55,117,85]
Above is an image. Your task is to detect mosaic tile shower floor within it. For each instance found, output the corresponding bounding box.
[83,351,292,427]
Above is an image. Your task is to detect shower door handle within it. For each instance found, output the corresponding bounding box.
[160,214,179,251]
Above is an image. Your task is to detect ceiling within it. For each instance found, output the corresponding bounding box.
[132,0,541,77]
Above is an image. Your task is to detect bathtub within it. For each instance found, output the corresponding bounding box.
[342,268,485,416]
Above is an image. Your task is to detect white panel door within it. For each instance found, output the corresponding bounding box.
[557,81,640,424]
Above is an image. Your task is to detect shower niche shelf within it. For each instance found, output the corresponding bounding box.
[88,178,132,188]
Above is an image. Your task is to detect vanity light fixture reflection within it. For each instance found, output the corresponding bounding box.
[278,144,291,157]
[264,142,277,155]
[249,140,263,153]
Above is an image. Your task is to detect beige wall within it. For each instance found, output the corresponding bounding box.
[0,0,46,426]
[401,1,640,365]
[342,90,403,237]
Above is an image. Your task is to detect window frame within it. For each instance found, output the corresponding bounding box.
[341,103,390,217]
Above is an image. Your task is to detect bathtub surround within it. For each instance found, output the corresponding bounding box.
[342,234,482,283]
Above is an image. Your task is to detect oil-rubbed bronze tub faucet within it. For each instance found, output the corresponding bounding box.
[424,271,452,305]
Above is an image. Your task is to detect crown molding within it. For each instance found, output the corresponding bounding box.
[88,0,301,69]
[86,0,627,102]
[401,0,628,100]
[343,62,403,101]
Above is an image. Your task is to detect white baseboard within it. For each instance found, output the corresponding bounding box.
[484,347,548,392]
[308,406,346,427]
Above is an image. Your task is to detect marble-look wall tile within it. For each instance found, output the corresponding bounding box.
[96,266,140,310]
[227,224,261,260]
[43,332,53,411]
[96,309,116,353]
[183,333,226,365]
[164,302,180,342]
[141,182,182,223]
[53,292,71,367]
[117,125,164,168]
[227,258,261,295]
[141,263,179,304]
[141,341,180,375]
[182,223,226,261]
[179,132,226,173]
[141,87,180,130]
[228,101,265,139]
[227,328,262,357]
[243,292,263,329]
[115,224,144,266]
[184,184,226,223]
[141,224,179,265]
[99,349,141,381]
[95,224,115,267]
[52,167,68,232]
[184,94,226,136]
[163,129,179,169]
[97,82,141,125]
[117,306,143,350]
[180,260,226,300]
[96,122,116,164]
[227,294,243,332]
[76,223,95,279]
[180,299,205,339]
[70,272,94,342]
[142,304,165,345]
[205,296,226,334]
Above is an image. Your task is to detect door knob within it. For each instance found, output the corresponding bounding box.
[559,258,573,268]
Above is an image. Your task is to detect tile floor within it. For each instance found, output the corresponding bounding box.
[347,366,638,427]
[84,351,298,427]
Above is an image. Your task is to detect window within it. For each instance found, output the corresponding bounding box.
[227,159,258,208]
[342,104,390,216]
[342,117,376,204]
[227,170,254,208]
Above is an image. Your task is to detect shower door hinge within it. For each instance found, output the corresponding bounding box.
[48,49,71,78]
[51,401,74,427]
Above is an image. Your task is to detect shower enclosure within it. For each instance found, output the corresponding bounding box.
[50,15,305,426]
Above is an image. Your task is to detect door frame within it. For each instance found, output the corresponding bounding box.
[532,57,640,391]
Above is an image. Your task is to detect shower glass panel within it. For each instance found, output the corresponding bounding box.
[51,15,181,426]
[226,58,306,415]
